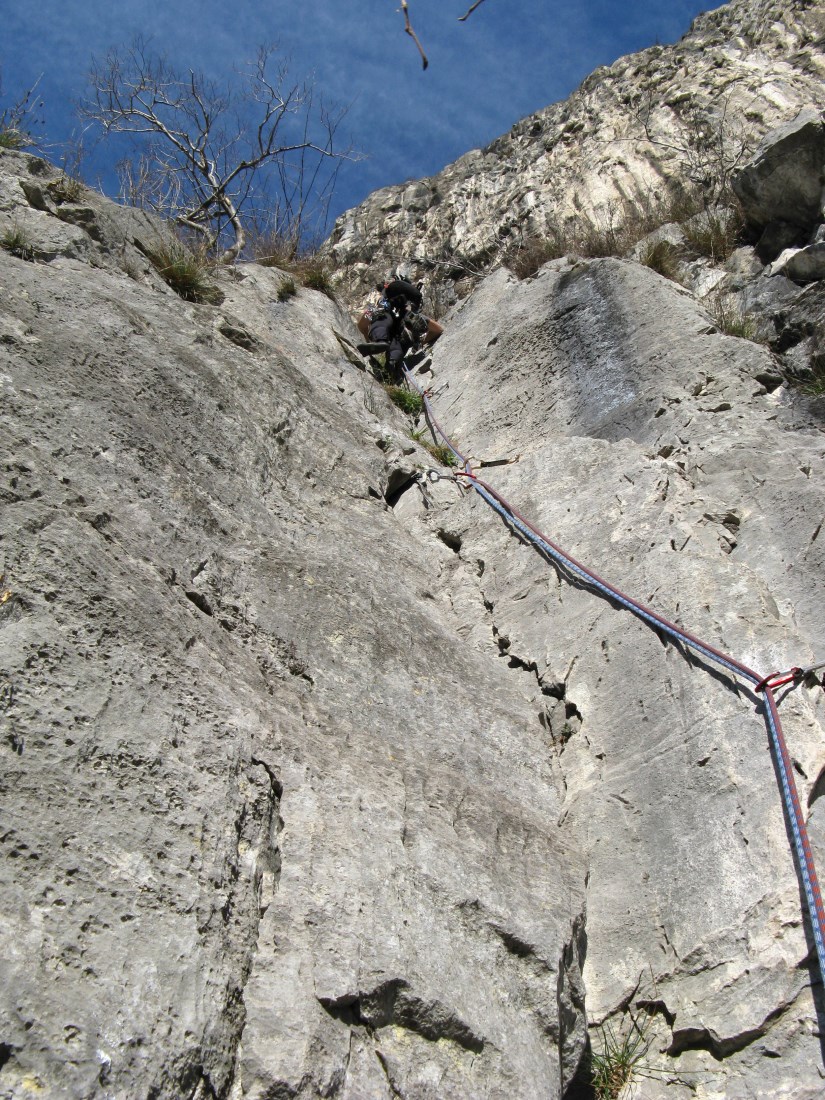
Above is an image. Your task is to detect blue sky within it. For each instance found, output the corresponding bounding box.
[2,0,718,230]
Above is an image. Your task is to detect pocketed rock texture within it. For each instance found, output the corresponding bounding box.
[0,151,586,1099]
[2,98,825,1100]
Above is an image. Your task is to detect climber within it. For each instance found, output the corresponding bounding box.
[357,276,441,374]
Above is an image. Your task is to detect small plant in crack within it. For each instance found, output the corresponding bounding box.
[385,384,424,416]
[408,427,457,468]
[1,223,36,261]
[276,276,297,301]
[425,442,457,467]
[590,1007,652,1100]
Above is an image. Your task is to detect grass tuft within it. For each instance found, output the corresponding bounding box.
[276,277,297,302]
[47,175,85,204]
[426,442,457,467]
[145,239,221,303]
[409,428,457,467]
[681,205,744,263]
[639,238,683,282]
[503,187,709,279]
[1,223,36,260]
[590,1012,651,1100]
[385,385,425,416]
[0,129,25,150]
[297,261,334,297]
[705,293,759,341]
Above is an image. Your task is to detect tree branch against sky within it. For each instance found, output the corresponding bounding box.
[82,39,353,261]
[397,0,491,70]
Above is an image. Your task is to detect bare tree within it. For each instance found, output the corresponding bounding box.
[398,0,491,69]
[83,40,352,262]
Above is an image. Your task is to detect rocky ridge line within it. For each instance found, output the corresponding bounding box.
[325,0,825,306]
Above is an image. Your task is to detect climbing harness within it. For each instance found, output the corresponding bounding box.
[402,363,825,989]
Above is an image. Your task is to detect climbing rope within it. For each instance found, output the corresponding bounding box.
[403,362,825,988]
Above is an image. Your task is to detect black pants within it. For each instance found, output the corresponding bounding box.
[369,312,409,367]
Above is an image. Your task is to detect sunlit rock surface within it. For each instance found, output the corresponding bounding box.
[325,0,825,306]
[3,0,825,1091]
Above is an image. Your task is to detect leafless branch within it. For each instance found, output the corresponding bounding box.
[400,1,429,70]
[631,90,755,203]
[83,39,355,261]
[395,1,493,67]
[458,0,488,21]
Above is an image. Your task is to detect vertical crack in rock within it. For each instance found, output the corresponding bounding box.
[250,758,284,915]
[375,1050,404,1099]
[557,909,589,1096]
[221,758,284,1097]
[487,610,585,750]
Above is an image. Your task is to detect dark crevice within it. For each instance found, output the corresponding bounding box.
[318,980,484,1053]
[0,1043,15,1070]
[667,998,792,1061]
[218,321,260,352]
[489,923,536,959]
[558,910,589,1097]
[506,652,538,674]
[562,1044,597,1100]
[185,590,214,617]
[252,757,284,800]
[809,766,825,808]
[437,528,463,552]
[638,997,676,1028]
[384,468,418,507]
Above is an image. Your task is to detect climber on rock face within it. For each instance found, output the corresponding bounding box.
[358,275,426,374]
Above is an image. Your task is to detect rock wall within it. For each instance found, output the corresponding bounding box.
[0,150,587,1099]
[421,258,825,1097]
[325,0,825,306]
[2,91,825,1100]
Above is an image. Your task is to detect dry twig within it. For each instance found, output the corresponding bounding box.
[459,0,488,20]
[397,1,491,68]
[400,1,429,70]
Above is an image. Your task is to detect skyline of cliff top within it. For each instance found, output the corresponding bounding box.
[4,0,715,231]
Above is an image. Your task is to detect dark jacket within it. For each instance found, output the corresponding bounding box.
[382,279,423,314]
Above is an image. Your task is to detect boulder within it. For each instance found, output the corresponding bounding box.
[769,241,825,282]
[732,108,825,232]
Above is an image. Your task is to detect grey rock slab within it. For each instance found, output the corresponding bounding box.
[769,241,825,282]
[425,255,825,1095]
[0,156,586,1099]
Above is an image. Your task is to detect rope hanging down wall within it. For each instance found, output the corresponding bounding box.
[401,362,825,990]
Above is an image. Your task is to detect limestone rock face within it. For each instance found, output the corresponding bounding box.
[422,258,825,1098]
[0,150,586,1099]
[325,0,825,306]
[3,71,825,1100]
